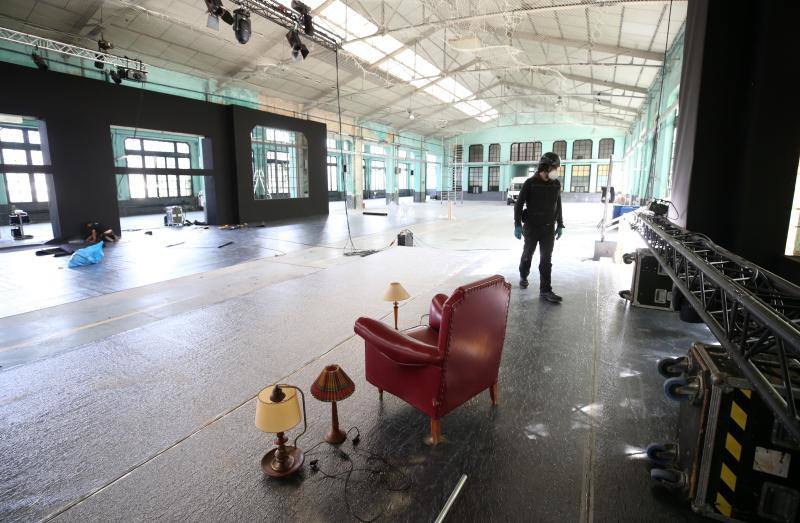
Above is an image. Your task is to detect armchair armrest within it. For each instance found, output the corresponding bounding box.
[354,317,442,366]
[429,294,448,331]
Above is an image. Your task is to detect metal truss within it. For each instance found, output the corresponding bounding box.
[230,0,340,51]
[0,27,147,73]
[636,214,800,440]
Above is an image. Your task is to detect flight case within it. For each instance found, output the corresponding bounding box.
[653,343,800,522]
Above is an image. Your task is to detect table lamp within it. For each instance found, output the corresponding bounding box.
[383,282,410,330]
[311,364,355,444]
[255,384,307,477]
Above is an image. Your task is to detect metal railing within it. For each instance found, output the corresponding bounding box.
[635,213,800,440]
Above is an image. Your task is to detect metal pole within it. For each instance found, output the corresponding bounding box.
[435,474,467,523]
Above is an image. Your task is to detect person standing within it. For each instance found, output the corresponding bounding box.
[513,152,564,302]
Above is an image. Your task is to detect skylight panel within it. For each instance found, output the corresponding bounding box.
[455,102,480,116]
[377,59,415,81]
[394,49,441,79]
[424,84,454,103]
[320,1,378,39]
[342,41,385,64]
[368,35,404,55]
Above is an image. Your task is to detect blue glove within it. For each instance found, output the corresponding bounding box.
[556,227,564,240]
[514,225,522,240]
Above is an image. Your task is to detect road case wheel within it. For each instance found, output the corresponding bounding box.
[657,356,687,378]
[645,442,677,467]
[663,376,696,402]
[650,468,684,490]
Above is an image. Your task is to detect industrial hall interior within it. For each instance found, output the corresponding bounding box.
[1,0,800,521]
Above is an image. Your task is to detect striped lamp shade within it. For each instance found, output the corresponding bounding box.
[310,364,355,402]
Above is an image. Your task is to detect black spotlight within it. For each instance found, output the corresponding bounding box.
[110,67,124,85]
[232,8,251,44]
[31,52,48,71]
[286,29,309,61]
[291,0,314,36]
[204,0,234,25]
[94,38,113,69]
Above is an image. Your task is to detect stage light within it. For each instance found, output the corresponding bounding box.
[94,38,113,69]
[233,8,251,44]
[291,0,314,36]
[286,28,309,61]
[31,51,48,71]
[110,67,123,85]
[204,0,234,26]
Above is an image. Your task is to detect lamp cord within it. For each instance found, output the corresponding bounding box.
[305,426,412,523]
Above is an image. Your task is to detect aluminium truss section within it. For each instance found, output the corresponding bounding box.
[0,27,147,73]
[230,0,340,51]
[635,213,800,441]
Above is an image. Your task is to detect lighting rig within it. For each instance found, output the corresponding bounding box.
[204,0,341,57]
[0,27,148,83]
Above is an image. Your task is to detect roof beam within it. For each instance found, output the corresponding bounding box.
[344,0,686,45]
[512,30,664,62]
[553,72,648,94]
[503,80,641,114]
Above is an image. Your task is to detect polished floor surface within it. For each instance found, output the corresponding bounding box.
[0,201,713,522]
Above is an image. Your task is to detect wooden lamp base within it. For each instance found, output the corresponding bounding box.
[325,400,347,445]
[261,446,304,477]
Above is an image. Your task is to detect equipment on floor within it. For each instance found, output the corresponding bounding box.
[649,342,800,521]
[254,384,307,478]
[164,206,184,226]
[648,199,670,217]
[593,156,618,260]
[635,213,800,442]
[619,248,673,310]
[9,209,32,240]
[397,229,413,247]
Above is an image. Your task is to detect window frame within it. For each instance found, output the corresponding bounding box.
[598,138,615,159]
[1,126,49,203]
[488,166,500,191]
[468,144,484,163]
[488,143,500,162]
[468,166,483,192]
[572,139,593,160]
[552,140,567,160]
[570,164,591,193]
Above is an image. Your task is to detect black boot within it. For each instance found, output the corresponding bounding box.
[520,277,529,289]
[540,290,562,303]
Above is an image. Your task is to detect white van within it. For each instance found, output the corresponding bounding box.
[506,176,529,205]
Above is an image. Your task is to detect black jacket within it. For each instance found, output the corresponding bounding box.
[513,175,564,228]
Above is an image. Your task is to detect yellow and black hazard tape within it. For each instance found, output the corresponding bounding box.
[713,388,752,518]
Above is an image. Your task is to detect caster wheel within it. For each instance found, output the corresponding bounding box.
[622,252,636,264]
[664,376,694,402]
[646,442,677,467]
[619,290,632,300]
[650,468,685,490]
[658,357,687,378]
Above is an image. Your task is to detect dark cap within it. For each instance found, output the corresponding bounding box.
[539,152,561,169]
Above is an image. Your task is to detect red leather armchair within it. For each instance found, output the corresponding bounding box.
[354,275,512,444]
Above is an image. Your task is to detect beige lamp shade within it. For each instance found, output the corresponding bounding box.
[255,385,302,434]
[383,282,410,302]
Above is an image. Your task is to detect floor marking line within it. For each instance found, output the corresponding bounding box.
[579,265,601,523]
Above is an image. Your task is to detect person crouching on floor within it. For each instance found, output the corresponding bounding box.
[85,222,118,244]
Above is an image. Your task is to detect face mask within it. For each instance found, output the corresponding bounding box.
[549,169,560,178]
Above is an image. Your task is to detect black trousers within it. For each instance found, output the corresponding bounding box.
[519,223,555,292]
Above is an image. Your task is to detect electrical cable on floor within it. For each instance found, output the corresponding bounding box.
[304,426,412,523]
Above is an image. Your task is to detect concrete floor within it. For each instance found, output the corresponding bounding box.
[0,200,712,522]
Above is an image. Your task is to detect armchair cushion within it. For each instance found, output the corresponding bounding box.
[354,318,442,366]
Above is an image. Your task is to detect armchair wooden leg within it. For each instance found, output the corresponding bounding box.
[430,418,441,445]
[378,388,383,400]
[489,382,498,405]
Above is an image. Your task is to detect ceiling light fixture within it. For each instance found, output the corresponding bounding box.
[407,109,415,120]
[204,0,235,28]
[233,8,252,44]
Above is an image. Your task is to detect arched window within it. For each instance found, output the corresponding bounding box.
[552,140,567,159]
[598,138,615,159]
[488,143,500,162]
[572,139,593,160]
[468,144,483,162]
